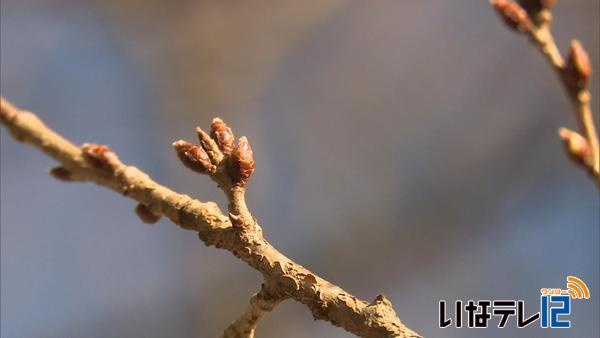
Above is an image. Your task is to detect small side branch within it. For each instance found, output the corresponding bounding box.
[222,283,285,338]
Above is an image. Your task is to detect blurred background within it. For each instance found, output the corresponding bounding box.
[1,1,598,337]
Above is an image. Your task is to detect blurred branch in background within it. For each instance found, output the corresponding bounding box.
[101,0,345,118]
[491,0,600,186]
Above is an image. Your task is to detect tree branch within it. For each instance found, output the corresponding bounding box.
[222,283,285,338]
[491,0,600,187]
[0,97,422,338]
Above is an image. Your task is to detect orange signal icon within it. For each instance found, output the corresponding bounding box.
[566,276,590,300]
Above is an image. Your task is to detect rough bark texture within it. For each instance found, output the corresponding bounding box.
[0,97,422,338]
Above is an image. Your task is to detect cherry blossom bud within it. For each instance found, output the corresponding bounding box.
[81,143,119,169]
[210,118,235,155]
[229,136,255,187]
[559,128,591,166]
[565,40,592,93]
[196,127,223,164]
[172,140,213,174]
[491,0,533,32]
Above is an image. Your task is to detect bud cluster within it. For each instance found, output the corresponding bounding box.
[173,118,255,187]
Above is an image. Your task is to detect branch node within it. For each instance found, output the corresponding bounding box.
[373,294,394,308]
[49,166,75,182]
[81,143,119,170]
[135,203,161,224]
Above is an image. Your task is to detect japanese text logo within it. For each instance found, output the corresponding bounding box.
[439,276,590,329]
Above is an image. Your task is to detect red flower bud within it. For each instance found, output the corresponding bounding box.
[229,136,255,187]
[172,140,213,174]
[565,40,592,93]
[491,0,533,32]
[81,143,119,169]
[210,118,235,155]
[196,127,223,164]
[559,128,592,167]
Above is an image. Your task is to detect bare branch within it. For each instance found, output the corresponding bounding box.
[491,0,600,186]
[0,97,422,338]
[222,283,285,338]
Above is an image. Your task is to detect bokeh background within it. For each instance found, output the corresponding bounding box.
[1,1,598,337]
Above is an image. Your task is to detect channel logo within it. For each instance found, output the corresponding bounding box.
[440,276,591,329]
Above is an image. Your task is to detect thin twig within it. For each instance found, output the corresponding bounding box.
[0,97,422,338]
[529,26,600,177]
[491,0,600,186]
